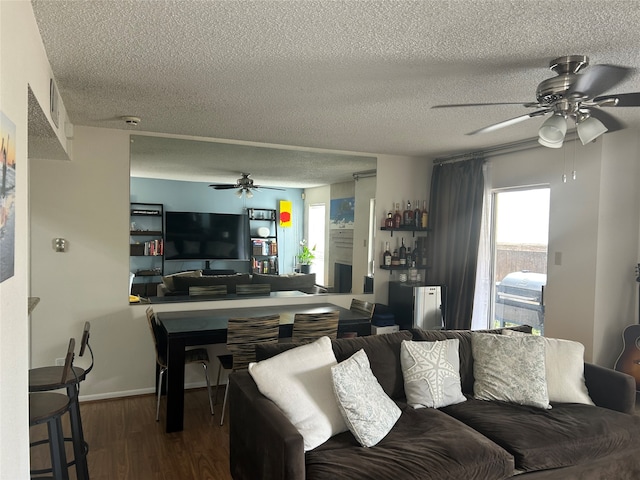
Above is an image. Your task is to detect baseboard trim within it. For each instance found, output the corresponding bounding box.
[79,381,212,402]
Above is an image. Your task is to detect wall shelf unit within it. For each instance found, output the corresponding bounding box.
[130,202,164,296]
[380,226,430,237]
[248,208,278,274]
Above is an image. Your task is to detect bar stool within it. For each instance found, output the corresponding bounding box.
[29,338,76,480]
[29,323,93,480]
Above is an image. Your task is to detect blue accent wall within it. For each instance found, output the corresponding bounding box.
[130,177,304,275]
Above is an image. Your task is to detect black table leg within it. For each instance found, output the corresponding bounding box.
[165,337,186,432]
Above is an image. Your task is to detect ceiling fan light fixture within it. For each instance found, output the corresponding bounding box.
[577,116,608,145]
[245,189,254,199]
[538,113,568,144]
[538,137,564,149]
[235,189,244,198]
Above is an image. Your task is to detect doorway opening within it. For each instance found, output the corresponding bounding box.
[307,203,326,285]
[490,187,550,335]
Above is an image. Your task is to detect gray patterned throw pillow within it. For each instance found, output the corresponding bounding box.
[400,339,466,409]
[331,349,401,447]
[471,332,550,409]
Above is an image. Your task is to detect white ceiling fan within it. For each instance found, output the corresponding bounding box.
[433,55,640,148]
[209,173,285,198]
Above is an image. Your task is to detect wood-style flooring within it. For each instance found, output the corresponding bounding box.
[29,388,233,480]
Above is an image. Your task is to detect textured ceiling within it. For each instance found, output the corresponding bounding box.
[31,0,640,184]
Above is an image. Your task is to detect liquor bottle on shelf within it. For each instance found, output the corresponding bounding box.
[421,200,429,228]
[391,247,400,266]
[393,203,402,229]
[409,261,419,283]
[399,237,407,266]
[382,242,392,267]
[384,211,394,229]
[413,240,420,265]
[406,245,412,265]
[403,201,413,226]
[414,200,421,227]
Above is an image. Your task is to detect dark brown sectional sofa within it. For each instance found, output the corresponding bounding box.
[228,328,640,480]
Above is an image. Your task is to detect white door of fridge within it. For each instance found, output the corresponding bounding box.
[413,286,444,330]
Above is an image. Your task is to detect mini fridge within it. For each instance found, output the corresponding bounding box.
[388,282,446,331]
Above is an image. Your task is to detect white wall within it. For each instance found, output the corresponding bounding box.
[374,155,432,303]
[488,130,640,363]
[0,2,71,478]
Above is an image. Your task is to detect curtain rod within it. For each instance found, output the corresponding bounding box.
[352,169,377,180]
[433,131,579,165]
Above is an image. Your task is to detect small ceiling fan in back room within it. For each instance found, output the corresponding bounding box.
[432,55,640,148]
[209,173,284,198]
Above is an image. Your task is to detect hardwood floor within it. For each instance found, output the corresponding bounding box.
[30,388,233,480]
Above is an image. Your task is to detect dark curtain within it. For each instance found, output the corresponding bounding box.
[427,157,485,330]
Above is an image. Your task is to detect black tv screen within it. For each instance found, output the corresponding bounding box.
[165,212,250,260]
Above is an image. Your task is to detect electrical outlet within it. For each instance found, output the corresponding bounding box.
[55,357,65,366]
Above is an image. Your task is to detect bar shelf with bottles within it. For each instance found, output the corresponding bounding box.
[380,236,428,270]
[381,200,429,236]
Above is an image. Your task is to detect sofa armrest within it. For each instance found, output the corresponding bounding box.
[229,371,305,480]
[584,362,636,414]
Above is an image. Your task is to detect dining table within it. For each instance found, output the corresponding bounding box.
[155,302,372,432]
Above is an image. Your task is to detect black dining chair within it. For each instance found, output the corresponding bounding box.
[145,307,214,421]
[291,310,340,343]
[215,314,281,425]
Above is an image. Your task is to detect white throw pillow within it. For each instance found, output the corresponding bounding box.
[248,336,347,451]
[331,349,401,447]
[400,339,466,409]
[502,330,593,405]
[472,332,550,409]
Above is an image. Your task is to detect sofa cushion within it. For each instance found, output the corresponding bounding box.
[441,397,640,472]
[472,332,550,409]
[247,336,347,451]
[400,339,466,409]
[161,269,202,292]
[330,331,413,400]
[257,331,413,400]
[410,325,533,394]
[172,273,251,294]
[252,272,316,292]
[502,330,594,406]
[331,349,401,447]
[305,401,514,480]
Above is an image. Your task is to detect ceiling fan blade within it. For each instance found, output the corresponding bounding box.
[588,108,626,132]
[466,109,550,135]
[254,185,286,191]
[209,184,237,189]
[568,64,633,99]
[594,92,640,107]
[432,102,539,109]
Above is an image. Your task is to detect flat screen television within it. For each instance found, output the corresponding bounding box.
[165,211,250,261]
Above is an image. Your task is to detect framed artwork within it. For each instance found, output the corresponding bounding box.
[0,111,16,283]
[330,197,355,229]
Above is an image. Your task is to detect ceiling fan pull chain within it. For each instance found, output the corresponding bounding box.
[572,136,577,180]
[562,137,568,183]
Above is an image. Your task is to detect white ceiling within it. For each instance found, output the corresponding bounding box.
[31,0,640,185]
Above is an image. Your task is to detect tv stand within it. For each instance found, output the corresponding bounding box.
[202,269,235,276]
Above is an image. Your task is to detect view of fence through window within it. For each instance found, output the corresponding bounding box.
[492,188,550,335]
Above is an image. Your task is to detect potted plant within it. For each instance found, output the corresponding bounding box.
[297,240,316,274]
